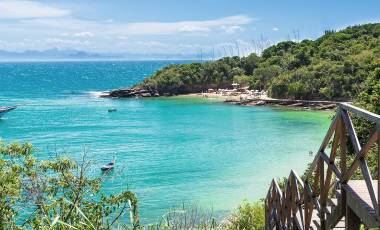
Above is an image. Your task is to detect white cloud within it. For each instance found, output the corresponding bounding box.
[73,32,94,37]
[46,38,89,46]
[178,25,211,33]
[115,15,254,35]
[13,14,254,37]
[272,27,279,31]
[222,25,243,33]
[141,41,167,47]
[0,1,70,19]
[0,12,255,53]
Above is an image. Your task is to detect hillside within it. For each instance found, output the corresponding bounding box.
[108,23,379,113]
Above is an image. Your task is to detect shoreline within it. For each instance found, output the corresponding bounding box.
[174,93,341,111]
[101,89,346,111]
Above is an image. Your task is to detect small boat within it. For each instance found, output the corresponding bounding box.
[101,159,115,171]
[0,106,17,118]
[108,108,117,112]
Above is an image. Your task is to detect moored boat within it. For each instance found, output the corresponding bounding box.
[101,159,115,171]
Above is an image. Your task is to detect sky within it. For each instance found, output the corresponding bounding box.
[0,0,379,57]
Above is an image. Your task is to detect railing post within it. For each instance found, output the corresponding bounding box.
[304,181,311,230]
[339,107,347,217]
[319,158,326,230]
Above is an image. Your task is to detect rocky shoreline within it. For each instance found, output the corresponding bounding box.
[101,88,342,111]
[100,88,160,98]
[227,98,338,110]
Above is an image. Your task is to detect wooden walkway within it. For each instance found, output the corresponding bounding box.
[265,103,380,230]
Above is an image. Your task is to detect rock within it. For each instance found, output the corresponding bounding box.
[289,103,304,107]
[101,87,155,98]
[141,93,152,97]
[317,104,336,110]
[256,100,266,106]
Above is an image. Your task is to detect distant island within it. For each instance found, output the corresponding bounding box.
[0,49,205,61]
[103,23,380,113]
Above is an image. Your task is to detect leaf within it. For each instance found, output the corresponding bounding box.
[75,205,96,230]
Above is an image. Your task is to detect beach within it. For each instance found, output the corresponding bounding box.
[178,92,338,111]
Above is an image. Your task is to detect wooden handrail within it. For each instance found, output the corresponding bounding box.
[265,103,380,230]
[339,102,380,124]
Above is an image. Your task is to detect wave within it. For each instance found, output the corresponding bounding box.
[86,91,107,98]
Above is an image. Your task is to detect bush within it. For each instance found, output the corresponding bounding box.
[233,75,253,88]
[0,141,138,229]
[221,200,264,230]
[146,204,217,230]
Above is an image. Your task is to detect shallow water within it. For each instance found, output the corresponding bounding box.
[0,61,331,223]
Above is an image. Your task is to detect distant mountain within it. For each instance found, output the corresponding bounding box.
[0,49,203,60]
[0,49,99,59]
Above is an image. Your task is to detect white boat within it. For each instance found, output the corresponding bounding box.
[101,159,115,171]
[0,106,17,118]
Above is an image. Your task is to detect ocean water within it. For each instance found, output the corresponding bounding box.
[0,61,331,223]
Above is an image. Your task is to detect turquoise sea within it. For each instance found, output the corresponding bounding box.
[0,61,331,223]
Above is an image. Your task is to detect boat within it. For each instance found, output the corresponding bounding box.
[108,108,117,112]
[101,159,115,171]
[0,106,17,118]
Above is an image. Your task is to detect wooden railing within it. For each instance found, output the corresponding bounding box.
[265,103,380,230]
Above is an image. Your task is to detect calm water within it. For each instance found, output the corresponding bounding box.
[0,61,331,223]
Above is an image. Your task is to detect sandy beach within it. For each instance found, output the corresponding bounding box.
[178,92,338,111]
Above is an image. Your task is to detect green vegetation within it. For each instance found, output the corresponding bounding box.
[146,205,217,229]
[0,142,138,229]
[138,55,259,95]
[221,200,265,230]
[137,23,380,102]
[145,201,264,230]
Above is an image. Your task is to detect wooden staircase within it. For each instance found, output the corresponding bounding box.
[265,103,380,230]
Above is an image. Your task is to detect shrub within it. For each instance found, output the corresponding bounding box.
[221,200,264,230]
[0,141,138,229]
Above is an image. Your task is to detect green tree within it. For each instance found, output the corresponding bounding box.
[233,75,253,88]
[0,142,138,229]
[221,200,264,230]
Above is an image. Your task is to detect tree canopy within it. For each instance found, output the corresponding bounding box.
[136,23,380,107]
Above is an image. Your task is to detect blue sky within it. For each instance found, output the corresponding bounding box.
[0,0,379,56]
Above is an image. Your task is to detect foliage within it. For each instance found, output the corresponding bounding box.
[220,200,265,230]
[137,54,260,94]
[0,142,138,229]
[136,23,380,102]
[233,75,253,88]
[356,68,380,114]
[146,204,217,230]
